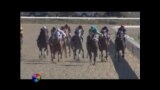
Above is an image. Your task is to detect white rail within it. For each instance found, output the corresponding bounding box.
[21,17,140,20]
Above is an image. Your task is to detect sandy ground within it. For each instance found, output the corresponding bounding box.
[20,24,140,79]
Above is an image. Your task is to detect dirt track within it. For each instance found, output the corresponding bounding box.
[20,24,140,79]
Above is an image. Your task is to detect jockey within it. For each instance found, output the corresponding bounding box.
[116,25,126,48]
[118,25,126,34]
[74,25,84,42]
[89,25,102,38]
[51,28,66,40]
[37,26,49,43]
[101,26,110,40]
[64,24,71,38]
[49,27,56,44]
[42,26,48,33]
[116,25,126,41]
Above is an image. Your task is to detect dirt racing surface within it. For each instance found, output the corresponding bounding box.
[20,24,140,79]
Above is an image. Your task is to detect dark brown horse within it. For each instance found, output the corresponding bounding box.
[115,30,126,61]
[37,27,49,59]
[49,27,56,58]
[71,35,84,61]
[99,32,110,62]
[50,30,66,63]
[86,34,99,65]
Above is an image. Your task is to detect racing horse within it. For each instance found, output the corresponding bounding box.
[86,33,99,65]
[50,30,66,63]
[98,30,110,62]
[63,24,72,57]
[70,27,84,61]
[49,27,56,59]
[37,27,49,59]
[115,30,126,61]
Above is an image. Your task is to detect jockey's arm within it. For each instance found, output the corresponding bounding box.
[60,30,66,37]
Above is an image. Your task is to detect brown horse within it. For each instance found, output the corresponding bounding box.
[86,34,99,65]
[63,24,72,57]
[115,30,126,61]
[50,31,65,63]
[37,28,49,59]
[99,32,110,62]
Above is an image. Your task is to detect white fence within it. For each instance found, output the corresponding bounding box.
[21,16,140,20]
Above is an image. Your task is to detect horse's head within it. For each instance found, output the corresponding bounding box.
[118,31,125,40]
[51,27,56,33]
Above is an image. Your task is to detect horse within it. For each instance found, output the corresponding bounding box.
[50,30,66,63]
[86,34,99,65]
[63,24,72,57]
[115,30,126,61]
[49,27,56,59]
[37,28,49,59]
[98,32,110,62]
[70,28,84,61]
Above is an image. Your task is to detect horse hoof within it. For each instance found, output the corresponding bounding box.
[39,55,41,59]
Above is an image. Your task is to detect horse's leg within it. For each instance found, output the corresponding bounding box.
[88,51,92,65]
[69,43,71,57]
[58,51,60,62]
[46,45,49,56]
[39,47,42,59]
[67,38,71,57]
[101,50,103,62]
[78,49,81,61]
[122,49,125,58]
[43,48,47,58]
[60,47,63,59]
[105,48,108,61]
[93,51,97,65]
[73,48,76,60]
[50,45,52,59]
[81,47,84,59]
[118,50,120,62]
[64,42,67,58]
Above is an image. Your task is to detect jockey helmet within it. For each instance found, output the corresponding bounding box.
[64,24,68,27]
[60,26,64,30]
[43,26,47,29]
[78,25,82,29]
[120,25,125,29]
[92,28,97,33]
